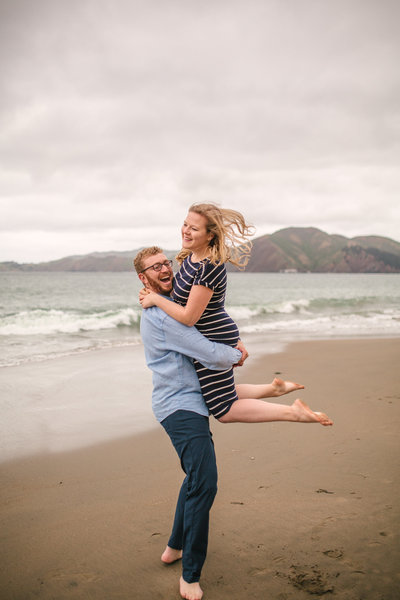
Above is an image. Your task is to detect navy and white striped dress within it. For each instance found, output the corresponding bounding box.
[172,254,239,418]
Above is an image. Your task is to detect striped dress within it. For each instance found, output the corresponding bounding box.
[172,254,239,418]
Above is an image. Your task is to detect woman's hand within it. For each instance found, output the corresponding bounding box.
[138,287,149,304]
[234,339,249,367]
[139,288,158,309]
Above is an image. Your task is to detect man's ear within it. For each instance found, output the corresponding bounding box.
[138,273,147,287]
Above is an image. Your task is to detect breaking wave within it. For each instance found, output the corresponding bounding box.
[1,271,399,366]
[0,307,141,336]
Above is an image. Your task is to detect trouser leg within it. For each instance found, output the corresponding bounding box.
[168,476,188,550]
[161,410,218,583]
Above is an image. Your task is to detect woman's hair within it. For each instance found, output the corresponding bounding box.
[176,203,254,269]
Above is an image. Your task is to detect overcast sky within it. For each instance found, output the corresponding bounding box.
[1,0,399,263]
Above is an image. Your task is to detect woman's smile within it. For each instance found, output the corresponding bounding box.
[181,212,212,259]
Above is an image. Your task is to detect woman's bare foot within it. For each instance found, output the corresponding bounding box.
[180,576,203,600]
[272,377,304,396]
[292,398,333,426]
[161,546,182,564]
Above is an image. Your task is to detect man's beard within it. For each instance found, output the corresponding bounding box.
[145,273,172,296]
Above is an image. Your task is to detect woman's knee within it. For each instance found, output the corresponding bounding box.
[218,414,229,423]
[217,410,234,423]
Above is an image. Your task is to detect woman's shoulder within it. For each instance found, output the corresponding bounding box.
[193,258,226,286]
[180,254,201,274]
[181,254,226,278]
[183,254,216,271]
[203,258,226,273]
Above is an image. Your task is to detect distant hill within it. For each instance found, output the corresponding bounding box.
[237,227,400,273]
[1,228,400,273]
[0,249,177,273]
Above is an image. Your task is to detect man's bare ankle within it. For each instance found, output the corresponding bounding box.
[161,546,182,564]
[180,576,203,600]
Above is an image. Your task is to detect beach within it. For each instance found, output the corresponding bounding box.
[1,337,399,599]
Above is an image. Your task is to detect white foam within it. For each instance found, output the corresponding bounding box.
[241,311,400,336]
[0,307,141,336]
[227,305,261,320]
[275,298,311,314]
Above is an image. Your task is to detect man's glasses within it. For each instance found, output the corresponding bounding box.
[140,260,173,274]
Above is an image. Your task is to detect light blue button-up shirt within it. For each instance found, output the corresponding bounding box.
[140,306,242,422]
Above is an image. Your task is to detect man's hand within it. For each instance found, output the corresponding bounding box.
[234,339,249,367]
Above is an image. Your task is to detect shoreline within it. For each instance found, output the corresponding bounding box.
[1,337,399,599]
[0,335,399,463]
[2,329,400,371]
[0,344,156,463]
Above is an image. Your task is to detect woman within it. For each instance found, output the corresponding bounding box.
[140,203,332,426]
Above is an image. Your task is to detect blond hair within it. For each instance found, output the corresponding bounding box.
[176,203,254,269]
[133,246,163,274]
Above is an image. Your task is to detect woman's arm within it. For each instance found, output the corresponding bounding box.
[139,284,213,327]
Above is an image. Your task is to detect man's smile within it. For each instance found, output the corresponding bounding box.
[160,273,172,284]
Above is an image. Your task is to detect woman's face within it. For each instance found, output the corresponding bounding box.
[181,211,212,254]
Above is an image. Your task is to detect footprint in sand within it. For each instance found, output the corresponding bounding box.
[323,549,343,559]
[310,515,335,541]
[272,555,286,564]
[288,565,334,595]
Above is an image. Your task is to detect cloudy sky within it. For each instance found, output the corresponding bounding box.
[1,0,399,263]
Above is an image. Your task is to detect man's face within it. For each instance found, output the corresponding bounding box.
[139,253,173,295]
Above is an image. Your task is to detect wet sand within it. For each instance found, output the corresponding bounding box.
[1,338,399,599]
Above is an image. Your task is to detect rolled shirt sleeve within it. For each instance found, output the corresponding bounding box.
[157,310,241,369]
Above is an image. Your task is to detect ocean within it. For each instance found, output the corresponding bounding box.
[1,270,399,461]
[1,271,399,368]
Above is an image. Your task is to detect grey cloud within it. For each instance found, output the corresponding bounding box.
[0,0,399,261]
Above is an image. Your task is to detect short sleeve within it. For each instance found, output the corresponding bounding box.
[192,260,226,291]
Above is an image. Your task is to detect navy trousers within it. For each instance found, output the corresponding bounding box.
[161,410,218,583]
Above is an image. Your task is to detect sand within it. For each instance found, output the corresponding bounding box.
[1,338,399,599]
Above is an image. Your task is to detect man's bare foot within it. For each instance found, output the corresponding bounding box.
[161,546,182,564]
[292,398,333,426]
[180,576,203,600]
[272,377,304,396]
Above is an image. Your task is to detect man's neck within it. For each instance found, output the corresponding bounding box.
[147,288,172,297]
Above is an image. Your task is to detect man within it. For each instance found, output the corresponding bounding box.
[134,246,242,600]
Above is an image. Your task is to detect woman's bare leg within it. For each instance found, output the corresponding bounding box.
[236,377,304,400]
[219,398,333,426]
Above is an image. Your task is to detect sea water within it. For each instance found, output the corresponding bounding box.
[1,271,399,460]
[1,271,399,368]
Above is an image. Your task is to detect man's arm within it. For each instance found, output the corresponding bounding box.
[156,310,241,370]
